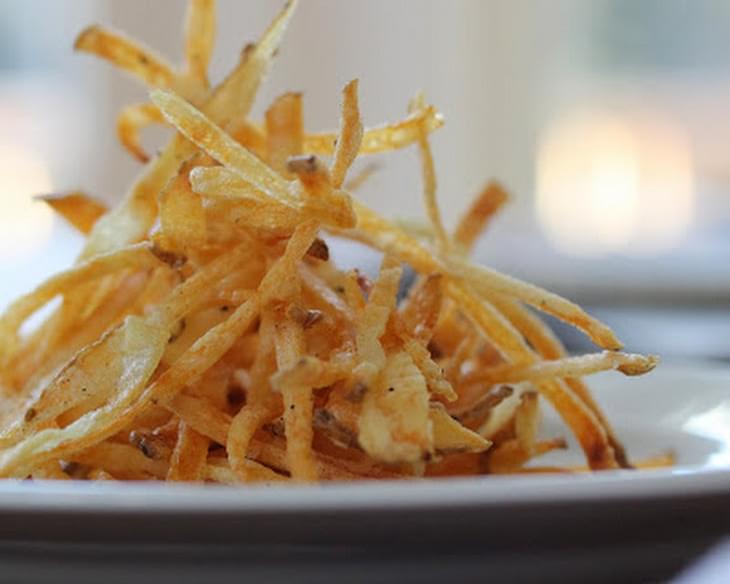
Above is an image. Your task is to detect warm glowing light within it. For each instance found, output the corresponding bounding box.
[536,110,694,257]
[0,144,54,261]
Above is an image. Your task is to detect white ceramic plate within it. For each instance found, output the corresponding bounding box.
[0,362,728,583]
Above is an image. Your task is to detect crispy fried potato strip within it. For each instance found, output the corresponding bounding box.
[116,103,165,163]
[330,80,363,189]
[36,192,108,235]
[74,25,177,88]
[453,180,509,252]
[0,0,660,481]
[304,104,444,155]
[463,351,658,387]
[184,0,217,84]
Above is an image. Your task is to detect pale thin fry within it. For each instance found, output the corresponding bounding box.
[1,316,167,447]
[288,156,356,229]
[271,355,353,393]
[304,104,444,155]
[514,391,539,454]
[462,351,659,387]
[410,93,450,252]
[447,254,623,350]
[353,254,402,385]
[444,282,619,469]
[446,282,531,360]
[402,338,456,401]
[429,404,490,455]
[272,311,317,481]
[339,202,622,350]
[168,393,230,445]
[359,350,433,464]
[153,89,292,204]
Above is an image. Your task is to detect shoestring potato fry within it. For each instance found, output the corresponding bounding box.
[0,0,659,483]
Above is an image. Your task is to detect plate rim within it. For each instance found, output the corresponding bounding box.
[0,361,728,516]
[0,466,728,515]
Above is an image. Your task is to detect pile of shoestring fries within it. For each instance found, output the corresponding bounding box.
[0,0,659,482]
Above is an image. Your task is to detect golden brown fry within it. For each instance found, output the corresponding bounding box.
[185,0,217,84]
[485,437,567,474]
[330,79,363,188]
[167,422,209,481]
[206,457,288,483]
[30,461,70,480]
[157,157,209,254]
[116,102,165,163]
[227,311,277,481]
[0,0,661,484]
[538,379,617,469]
[491,296,632,468]
[0,284,259,478]
[230,119,268,159]
[35,191,108,235]
[266,92,303,176]
[0,244,164,364]
[74,442,169,479]
[453,180,509,253]
[81,0,298,259]
[400,273,443,343]
[74,25,177,88]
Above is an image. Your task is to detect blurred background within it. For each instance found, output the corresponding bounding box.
[0,0,728,359]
